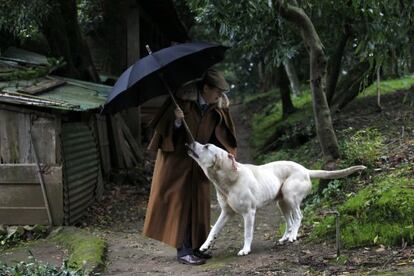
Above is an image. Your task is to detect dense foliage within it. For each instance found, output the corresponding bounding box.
[0,0,51,39]
[186,0,414,96]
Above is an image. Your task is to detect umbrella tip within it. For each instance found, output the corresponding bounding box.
[146,45,152,55]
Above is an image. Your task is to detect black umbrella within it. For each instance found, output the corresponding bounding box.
[102,42,229,141]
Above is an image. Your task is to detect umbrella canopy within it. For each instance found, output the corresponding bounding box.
[102,42,229,114]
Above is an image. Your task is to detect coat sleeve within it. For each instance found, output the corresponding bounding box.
[147,102,176,152]
[214,108,237,156]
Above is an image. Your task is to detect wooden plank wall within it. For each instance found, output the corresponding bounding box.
[0,164,63,225]
[0,107,63,225]
[0,108,58,164]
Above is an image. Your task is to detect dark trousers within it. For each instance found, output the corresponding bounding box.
[177,212,194,257]
[177,218,193,257]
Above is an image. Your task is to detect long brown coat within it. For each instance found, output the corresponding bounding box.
[143,95,237,249]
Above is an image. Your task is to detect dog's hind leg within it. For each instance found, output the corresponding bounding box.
[238,209,256,256]
[277,200,293,244]
[290,205,303,241]
[200,209,232,252]
[283,197,304,242]
[289,179,310,241]
[280,177,311,243]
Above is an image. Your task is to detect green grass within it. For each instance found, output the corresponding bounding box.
[250,89,313,149]
[338,128,384,168]
[243,89,278,104]
[311,176,414,248]
[359,74,414,98]
[256,139,322,168]
[305,126,412,248]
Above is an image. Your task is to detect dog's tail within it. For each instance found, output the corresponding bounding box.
[308,165,366,179]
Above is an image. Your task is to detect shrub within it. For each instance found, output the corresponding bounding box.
[0,257,87,276]
[0,225,48,250]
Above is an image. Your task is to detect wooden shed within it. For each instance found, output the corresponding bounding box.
[0,70,114,225]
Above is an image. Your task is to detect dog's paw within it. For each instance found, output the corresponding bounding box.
[278,236,288,244]
[237,248,251,256]
[199,243,210,252]
[288,236,297,243]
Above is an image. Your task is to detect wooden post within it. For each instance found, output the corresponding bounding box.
[30,132,53,228]
[126,4,142,146]
[376,66,382,112]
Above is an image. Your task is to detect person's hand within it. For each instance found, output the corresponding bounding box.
[174,107,184,120]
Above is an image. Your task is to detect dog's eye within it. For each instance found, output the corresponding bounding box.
[204,145,209,150]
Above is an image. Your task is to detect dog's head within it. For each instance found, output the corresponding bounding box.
[185,142,237,172]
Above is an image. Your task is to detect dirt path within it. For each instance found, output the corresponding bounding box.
[86,100,414,275]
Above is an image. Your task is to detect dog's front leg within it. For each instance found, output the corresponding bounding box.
[238,209,256,256]
[200,210,231,252]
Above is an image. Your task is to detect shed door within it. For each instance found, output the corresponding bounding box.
[61,122,102,225]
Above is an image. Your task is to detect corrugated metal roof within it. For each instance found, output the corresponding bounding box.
[0,76,111,111]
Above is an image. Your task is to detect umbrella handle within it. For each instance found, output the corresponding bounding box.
[146,44,195,143]
[158,74,195,143]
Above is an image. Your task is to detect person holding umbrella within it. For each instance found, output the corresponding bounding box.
[143,68,237,265]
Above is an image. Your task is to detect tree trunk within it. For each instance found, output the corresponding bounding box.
[410,45,414,72]
[376,66,382,112]
[276,65,296,118]
[257,61,265,91]
[330,60,375,113]
[326,24,352,105]
[261,67,278,92]
[389,48,399,78]
[41,0,99,82]
[283,59,300,96]
[273,0,340,161]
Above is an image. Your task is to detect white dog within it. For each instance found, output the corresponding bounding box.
[186,141,366,256]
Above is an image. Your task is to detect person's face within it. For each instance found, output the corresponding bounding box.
[201,84,225,104]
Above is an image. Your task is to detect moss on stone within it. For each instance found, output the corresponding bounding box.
[50,227,106,273]
[202,254,236,269]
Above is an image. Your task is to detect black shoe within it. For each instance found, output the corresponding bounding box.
[177,254,206,265]
[194,249,213,259]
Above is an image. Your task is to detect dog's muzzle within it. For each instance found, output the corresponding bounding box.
[185,143,199,159]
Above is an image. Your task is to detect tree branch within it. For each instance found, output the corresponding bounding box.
[273,0,324,52]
